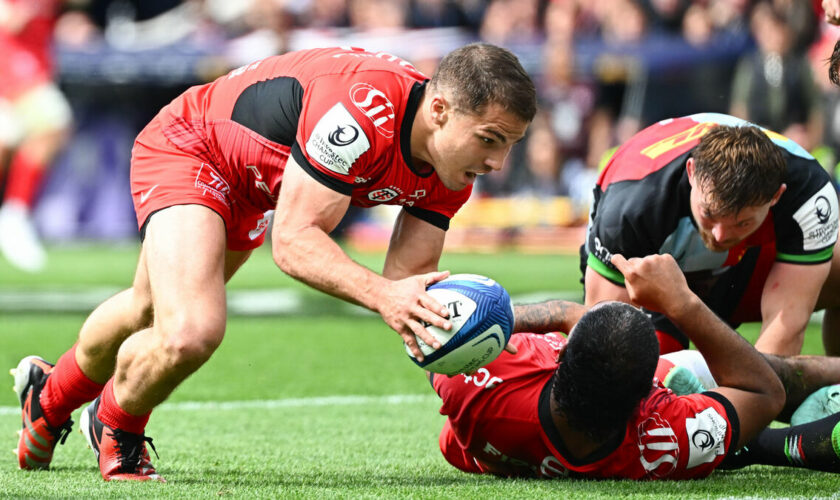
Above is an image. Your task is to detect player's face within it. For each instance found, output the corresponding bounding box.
[689,183,772,252]
[432,103,529,191]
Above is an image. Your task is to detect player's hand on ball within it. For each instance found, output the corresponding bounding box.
[378,270,452,361]
[611,253,690,315]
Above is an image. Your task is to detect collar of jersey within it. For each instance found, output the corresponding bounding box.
[400,80,434,178]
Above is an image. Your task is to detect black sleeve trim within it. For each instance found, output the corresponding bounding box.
[291,142,354,196]
[404,206,450,231]
[702,390,740,459]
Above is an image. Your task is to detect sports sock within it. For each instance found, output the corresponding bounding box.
[4,151,45,208]
[724,413,840,472]
[40,345,105,427]
[97,378,151,435]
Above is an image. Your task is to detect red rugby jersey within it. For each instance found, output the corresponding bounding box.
[0,0,61,97]
[433,333,739,480]
[150,46,471,229]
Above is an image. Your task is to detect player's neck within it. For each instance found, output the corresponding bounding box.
[550,397,619,460]
[408,92,435,168]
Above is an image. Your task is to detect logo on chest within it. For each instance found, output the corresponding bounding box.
[368,187,401,202]
[350,83,396,138]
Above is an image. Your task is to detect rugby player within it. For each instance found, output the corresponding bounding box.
[0,0,72,272]
[11,44,536,481]
[581,113,840,356]
[432,254,840,479]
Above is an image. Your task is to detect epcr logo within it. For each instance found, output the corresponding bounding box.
[815,195,832,224]
[350,83,396,138]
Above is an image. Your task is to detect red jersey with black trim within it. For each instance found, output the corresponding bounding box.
[433,333,739,480]
[0,0,61,97]
[148,46,471,230]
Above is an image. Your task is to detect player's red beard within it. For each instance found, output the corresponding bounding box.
[698,228,734,251]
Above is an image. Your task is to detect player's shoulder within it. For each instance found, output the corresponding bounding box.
[634,388,735,478]
[598,115,711,189]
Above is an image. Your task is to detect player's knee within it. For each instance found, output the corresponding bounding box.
[160,314,225,368]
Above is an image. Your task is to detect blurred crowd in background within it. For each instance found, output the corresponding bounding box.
[2,0,840,248]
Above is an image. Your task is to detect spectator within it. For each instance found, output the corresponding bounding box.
[730,1,822,150]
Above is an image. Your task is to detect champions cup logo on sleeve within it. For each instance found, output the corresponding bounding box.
[793,183,840,251]
[685,407,727,468]
[306,103,371,175]
[350,83,396,138]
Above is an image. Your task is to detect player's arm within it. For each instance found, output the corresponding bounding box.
[754,261,830,356]
[382,209,445,279]
[272,157,451,359]
[512,300,587,334]
[584,265,631,307]
[612,253,785,449]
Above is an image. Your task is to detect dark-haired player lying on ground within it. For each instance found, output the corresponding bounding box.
[430,254,840,479]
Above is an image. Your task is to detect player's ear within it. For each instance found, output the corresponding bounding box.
[686,157,696,186]
[429,94,450,126]
[769,183,787,206]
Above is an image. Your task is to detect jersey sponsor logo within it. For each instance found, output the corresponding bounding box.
[592,236,614,265]
[195,163,231,207]
[354,176,370,184]
[462,367,503,389]
[640,122,716,159]
[306,103,371,175]
[792,182,840,251]
[368,187,400,202]
[637,413,679,478]
[685,407,727,468]
[539,455,569,478]
[350,83,396,138]
[245,165,276,201]
[249,211,273,240]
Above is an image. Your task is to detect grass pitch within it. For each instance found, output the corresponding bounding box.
[0,244,835,498]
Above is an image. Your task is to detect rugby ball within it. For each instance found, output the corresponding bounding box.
[405,274,515,375]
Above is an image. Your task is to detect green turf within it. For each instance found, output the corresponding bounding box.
[0,245,835,498]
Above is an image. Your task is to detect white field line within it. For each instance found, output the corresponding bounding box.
[0,393,438,416]
[0,288,582,316]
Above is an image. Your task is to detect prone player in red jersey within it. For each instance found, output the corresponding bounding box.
[433,254,840,480]
[581,114,840,356]
[9,44,536,481]
[0,0,72,272]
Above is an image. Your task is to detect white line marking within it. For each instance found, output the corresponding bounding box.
[0,394,437,416]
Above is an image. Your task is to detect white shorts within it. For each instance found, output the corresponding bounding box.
[0,82,72,146]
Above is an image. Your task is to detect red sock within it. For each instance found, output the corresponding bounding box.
[40,345,105,427]
[4,151,46,208]
[97,378,150,435]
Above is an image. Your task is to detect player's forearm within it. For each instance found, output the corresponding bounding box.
[754,316,807,356]
[762,353,840,420]
[669,296,781,397]
[272,224,386,311]
[513,300,586,334]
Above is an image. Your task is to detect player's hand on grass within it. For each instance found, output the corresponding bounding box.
[611,253,691,316]
[378,270,452,361]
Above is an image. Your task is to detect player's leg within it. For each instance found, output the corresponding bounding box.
[76,243,252,383]
[0,84,72,272]
[719,411,840,472]
[816,237,840,355]
[81,204,233,481]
